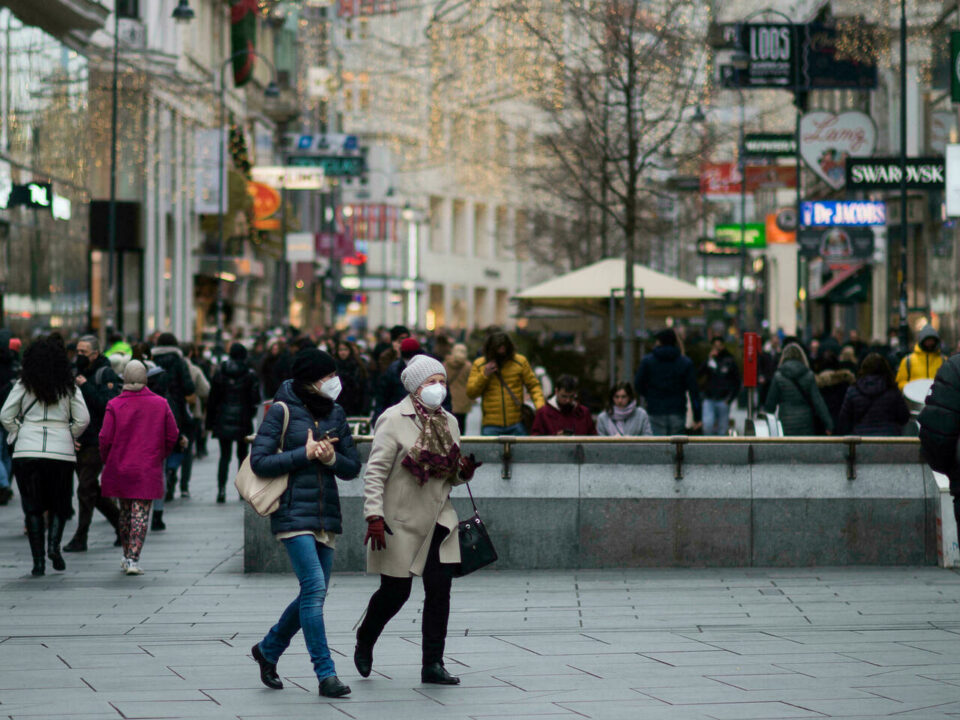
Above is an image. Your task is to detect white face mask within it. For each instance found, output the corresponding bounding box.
[316,377,342,401]
[419,383,446,409]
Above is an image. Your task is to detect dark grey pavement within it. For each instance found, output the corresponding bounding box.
[3,454,960,718]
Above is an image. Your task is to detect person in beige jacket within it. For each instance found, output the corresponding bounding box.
[354,355,481,686]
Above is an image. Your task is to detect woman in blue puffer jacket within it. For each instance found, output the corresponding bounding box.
[248,349,361,698]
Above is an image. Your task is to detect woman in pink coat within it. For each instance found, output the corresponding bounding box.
[99,361,179,575]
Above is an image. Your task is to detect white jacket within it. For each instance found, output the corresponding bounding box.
[0,381,90,462]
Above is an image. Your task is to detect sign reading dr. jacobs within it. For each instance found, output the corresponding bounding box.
[845,157,945,190]
[800,200,886,227]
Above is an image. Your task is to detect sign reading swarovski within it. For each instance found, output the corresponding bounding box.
[845,158,945,190]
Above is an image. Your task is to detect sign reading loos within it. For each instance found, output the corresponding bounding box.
[845,158,945,190]
[800,200,886,227]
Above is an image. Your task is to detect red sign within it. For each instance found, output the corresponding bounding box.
[743,332,760,388]
[745,165,796,191]
[701,163,798,195]
[701,162,739,196]
[247,181,281,220]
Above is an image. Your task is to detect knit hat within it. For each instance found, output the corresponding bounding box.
[399,337,421,358]
[229,342,247,360]
[122,360,147,392]
[292,348,337,383]
[401,354,446,393]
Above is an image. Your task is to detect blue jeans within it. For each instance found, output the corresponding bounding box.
[259,535,336,680]
[702,399,731,436]
[481,422,527,436]
[0,428,10,489]
[649,413,687,436]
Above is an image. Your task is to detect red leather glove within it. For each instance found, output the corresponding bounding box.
[364,516,388,551]
[459,453,483,481]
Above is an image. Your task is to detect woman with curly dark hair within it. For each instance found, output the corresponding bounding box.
[0,336,89,576]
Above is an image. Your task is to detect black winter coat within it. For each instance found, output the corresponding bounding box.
[919,355,960,480]
[77,354,120,447]
[635,345,702,420]
[151,346,196,431]
[816,369,856,432]
[698,350,741,402]
[250,380,361,535]
[335,357,367,416]
[206,359,261,440]
[837,376,909,437]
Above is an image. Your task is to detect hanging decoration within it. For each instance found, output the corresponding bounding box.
[228,118,252,178]
[230,0,260,87]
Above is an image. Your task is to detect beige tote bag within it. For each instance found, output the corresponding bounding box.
[234,402,290,517]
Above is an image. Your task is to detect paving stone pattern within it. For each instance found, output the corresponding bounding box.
[3,455,960,718]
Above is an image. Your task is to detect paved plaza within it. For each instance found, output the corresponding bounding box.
[3,456,960,718]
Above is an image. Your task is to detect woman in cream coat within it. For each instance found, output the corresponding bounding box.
[354,355,480,686]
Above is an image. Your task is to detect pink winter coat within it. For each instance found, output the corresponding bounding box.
[100,388,179,500]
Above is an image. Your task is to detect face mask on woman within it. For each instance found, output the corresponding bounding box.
[419,383,446,409]
[315,376,342,401]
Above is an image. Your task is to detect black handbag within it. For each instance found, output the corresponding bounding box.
[453,482,498,577]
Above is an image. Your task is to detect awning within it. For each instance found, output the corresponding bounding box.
[812,263,870,304]
[4,0,108,39]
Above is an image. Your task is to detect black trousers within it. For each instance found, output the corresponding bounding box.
[217,437,248,490]
[14,458,74,519]
[357,525,453,665]
[74,445,119,536]
[453,413,467,435]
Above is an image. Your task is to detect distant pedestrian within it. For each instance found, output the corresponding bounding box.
[373,337,422,422]
[597,382,652,437]
[815,352,855,431]
[151,334,196,500]
[99,361,179,575]
[356,355,480,686]
[180,343,211,492]
[764,343,833,436]
[531,375,596,436]
[334,340,368,416]
[206,343,261,504]
[443,343,474,434]
[466,331,544,436]
[63,335,122,553]
[249,349,361,698]
[260,337,292,400]
[634,329,702,435]
[837,353,909,436]
[0,336,89,576]
[0,330,20,505]
[896,325,943,390]
[698,337,741,436]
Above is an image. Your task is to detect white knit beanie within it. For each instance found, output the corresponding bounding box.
[401,355,446,393]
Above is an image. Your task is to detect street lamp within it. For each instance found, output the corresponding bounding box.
[735,85,747,335]
[215,50,279,358]
[172,0,195,23]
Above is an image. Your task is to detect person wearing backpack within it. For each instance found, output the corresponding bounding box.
[764,343,834,436]
[150,334,196,500]
[64,335,122,553]
[837,353,909,436]
[206,343,261,504]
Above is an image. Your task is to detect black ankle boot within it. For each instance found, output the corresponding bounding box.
[47,515,66,571]
[164,471,176,501]
[251,643,283,690]
[25,514,45,576]
[354,642,373,678]
[421,662,459,685]
[151,510,165,531]
[63,533,88,552]
[319,675,351,698]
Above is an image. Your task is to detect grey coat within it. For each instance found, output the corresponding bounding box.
[596,407,653,437]
[764,359,834,435]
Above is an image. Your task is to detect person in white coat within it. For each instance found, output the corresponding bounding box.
[354,355,481,686]
[0,336,89,576]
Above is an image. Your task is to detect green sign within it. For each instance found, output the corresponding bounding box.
[952,32,960,103]
[744,133,797,157]
[715,223,766,248]
[287,155,366,176]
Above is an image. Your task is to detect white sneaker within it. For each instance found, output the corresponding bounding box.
[125,560,144,576]
[120,557,130,572]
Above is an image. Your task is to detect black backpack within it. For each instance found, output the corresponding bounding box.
[918,356,960,474]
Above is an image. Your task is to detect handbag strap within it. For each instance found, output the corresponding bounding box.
[496,370,523,409]
[276,401,290,451]
[463,480,479,514]
[17,396,38,423]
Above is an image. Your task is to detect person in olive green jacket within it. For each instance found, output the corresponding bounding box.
[465,331,545,435]
[764,343,834,436]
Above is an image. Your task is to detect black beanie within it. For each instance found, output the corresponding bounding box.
[229,342,247,360]
[157,332,178,347]
[292,348,336,383]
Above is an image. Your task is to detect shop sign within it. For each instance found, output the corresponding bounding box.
[52,195,71,221]
[845,157,945,190]
[740,23,797,89]
[252,165,327,190]
[952,32,960,103]
[8,182,52,211]
[247,181,281,220]
[800,200,886,227]
[947,144,960,217]
[798,227,874,259]
[744,134,797,157]
[700,163,796,195]
[800,111,876,189]
[285,232,316,263]
[714,223,766,248]
[801,23,878,90]
[697,238,741,256]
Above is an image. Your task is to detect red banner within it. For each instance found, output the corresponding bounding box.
[743,332,760,388]
[701,163,797,195]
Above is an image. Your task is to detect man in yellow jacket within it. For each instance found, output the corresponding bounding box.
[897,325,944,390]
[466,331,545,435]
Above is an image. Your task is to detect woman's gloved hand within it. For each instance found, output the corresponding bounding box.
[459,453,483,481]
[364,516,391,551]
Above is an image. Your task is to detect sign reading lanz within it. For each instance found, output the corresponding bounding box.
[846,157,945,190]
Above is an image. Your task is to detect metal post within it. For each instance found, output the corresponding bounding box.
[279,181,287,328]
[215,70,226,361]
[638,288,646,362]
[898,0,909,350]
[623,248,634,382]
[794,26,804,339]
[737,87,746,334]
[107,6,120,331]
[608,290,617,384]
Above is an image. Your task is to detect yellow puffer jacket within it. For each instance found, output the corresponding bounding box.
[465,353,545,429]
[896,345,943,390]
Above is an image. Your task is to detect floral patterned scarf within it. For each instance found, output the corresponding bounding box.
[401,397,461,485]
